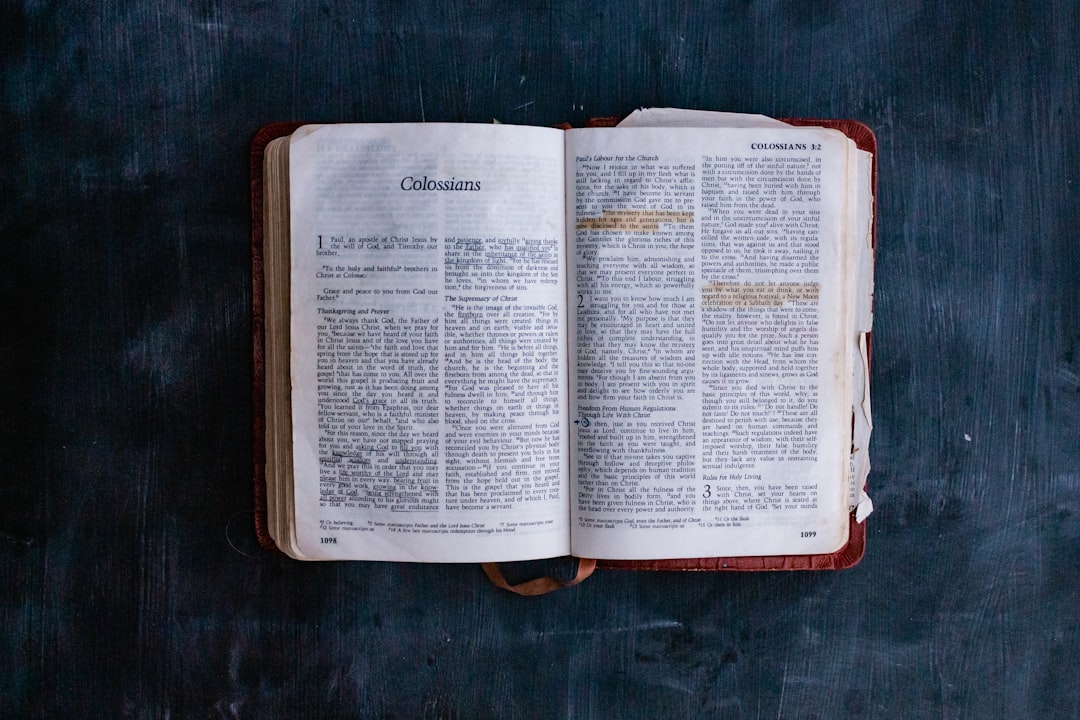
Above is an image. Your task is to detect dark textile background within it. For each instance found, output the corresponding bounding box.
[3,2,1078,717]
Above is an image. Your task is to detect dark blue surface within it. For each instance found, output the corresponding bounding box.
[3,2,1079,717]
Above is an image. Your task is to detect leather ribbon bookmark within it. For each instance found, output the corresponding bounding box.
[481,558,597,595]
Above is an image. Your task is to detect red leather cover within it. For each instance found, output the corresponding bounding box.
[251,122,305,552]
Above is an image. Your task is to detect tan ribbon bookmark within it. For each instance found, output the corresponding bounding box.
[481,558,597,596]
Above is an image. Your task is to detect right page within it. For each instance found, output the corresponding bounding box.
[566,123,859,560]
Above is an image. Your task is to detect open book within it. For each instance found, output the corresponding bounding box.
[253,109,875,570]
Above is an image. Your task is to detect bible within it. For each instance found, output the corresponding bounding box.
[252,109,875,572]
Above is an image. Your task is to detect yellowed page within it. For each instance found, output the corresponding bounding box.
[565,125,854,560]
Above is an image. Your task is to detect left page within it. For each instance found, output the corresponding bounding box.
[282,123,569,562]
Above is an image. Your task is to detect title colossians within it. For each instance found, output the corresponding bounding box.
[400,176,481,191]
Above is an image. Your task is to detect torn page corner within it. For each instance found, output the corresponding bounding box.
[854,493,874,523]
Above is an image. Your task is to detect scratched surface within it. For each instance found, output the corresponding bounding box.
[2,1,1079,718]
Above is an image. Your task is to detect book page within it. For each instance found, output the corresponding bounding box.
[621,109,876,518]
[618,108,790,128]
[285,123,569,562]
[565,126,854,560]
